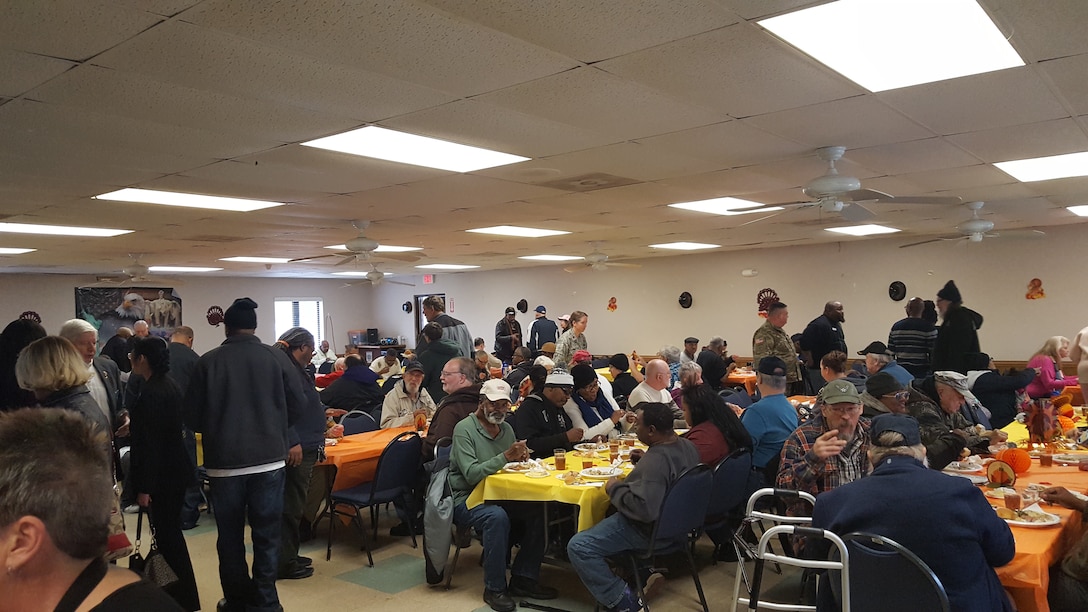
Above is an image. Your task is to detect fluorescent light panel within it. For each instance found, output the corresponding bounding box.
[94,188,284,212]
[466,226,570,238]
[649,242,721,250]
[332,271,393,277]
[0,222,131,237]
[323,244,422,252]
[1067,205,1088,217]
[148,266,223,273]
[220,256,292,263]
[759,0,1024,92]
[995,151,1088,182]
[415,264,479,270]
[0,247,35,255]
[668,197,781,216]
[825,224,901,236]
[301,126,529,172]
[518,255,585,261]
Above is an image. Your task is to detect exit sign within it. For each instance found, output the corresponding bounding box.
[423,274,434,285]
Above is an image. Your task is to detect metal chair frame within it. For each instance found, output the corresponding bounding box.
[731,524,849,612]
[731,488,817,594]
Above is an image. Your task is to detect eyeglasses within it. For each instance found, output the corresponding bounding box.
[440,370,465,379]
[547,386,574,396]
[882,391,910,401]
[825,404,862,414]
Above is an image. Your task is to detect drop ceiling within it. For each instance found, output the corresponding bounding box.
[1,0,1086,279]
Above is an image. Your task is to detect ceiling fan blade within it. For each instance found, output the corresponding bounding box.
[334,255,358,267]
[563,265,588,273]
[840,202,876,222]
[387,279,416,286]
[899,235,963,249]
[605,262,641,269]
[844,188,894,202]
[851,189,962,205]
[737,207,798,227]
[989,229,1046,240]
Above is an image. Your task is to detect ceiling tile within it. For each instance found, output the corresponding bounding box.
[897,164,1016,193]
[0,50,75,97]
[878,67,1069,135]
[106,1,202,17]
[30,65,360,143]
[420,0,738,62]
[712,0,828,20]
[1037,54,1088,117]
[596,23,862,118]
[474,66,729,141]
[481,141,722,184]
[182,0,578,97]
[0,0,163,61]
[745,95,935,150]
[948,118,1088,162]
[92,20,454,121]
[848,138,982,175]
[983,0,1088,61]
[636,121,810,168]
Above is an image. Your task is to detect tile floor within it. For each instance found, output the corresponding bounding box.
[134,504,795,611]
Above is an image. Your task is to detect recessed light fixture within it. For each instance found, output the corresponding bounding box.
[94,188,284,212]
[415,264,480,270]
[1067,205,1088,217]
[995,151,1088,182]
[825,224,901,236]
[518,255,585,261]
[332,271,393,277]
[759,0,1024,92]
[301,126,529,172]
[649,242,721,250]
[148,266,223,273]
[466,226,570,238]
[219,256,292,264]
[0,247,35,255]
[323,244,423,252]
[668,197,783,216]
[0,222,131,237]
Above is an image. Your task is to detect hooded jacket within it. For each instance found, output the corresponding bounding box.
[319,364,384,415]
[933,304,983,374]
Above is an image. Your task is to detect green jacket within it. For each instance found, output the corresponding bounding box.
[448,412,513,506]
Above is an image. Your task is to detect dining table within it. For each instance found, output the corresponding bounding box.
[318,425,416,491]
[727,369,758,396]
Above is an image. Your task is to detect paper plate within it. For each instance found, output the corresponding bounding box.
[580,466,623,479]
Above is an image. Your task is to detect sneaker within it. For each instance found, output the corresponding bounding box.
[643,572,665,601]
[482,589,516,612]
[508,575,559,600]
[610,586,643,612]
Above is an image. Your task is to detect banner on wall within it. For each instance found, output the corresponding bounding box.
[75,287,183,342]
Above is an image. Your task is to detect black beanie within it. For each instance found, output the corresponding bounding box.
[937,280,962,303]
[571,363,597,390]
[224,297,258,329]
[608,353,630,372]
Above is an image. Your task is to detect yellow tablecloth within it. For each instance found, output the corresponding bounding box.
[466,453,634,532]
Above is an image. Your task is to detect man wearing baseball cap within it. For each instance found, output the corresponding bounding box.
[858,340,913,387]
[525,305,558,357]
[511,369,584,458]
[448,379,557,611]
[738,356,799,483]
[811,414,1014,612]
[378,360,436,429]
[776,378,871,513]
[493,307,522,363]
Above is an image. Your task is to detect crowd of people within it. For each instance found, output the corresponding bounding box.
[2,282,1088,612]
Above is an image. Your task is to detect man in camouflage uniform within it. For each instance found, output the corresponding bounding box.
[753,301,804,395]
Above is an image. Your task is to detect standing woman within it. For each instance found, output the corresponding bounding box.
[129,335,200,610]
[274,327,327,581]
[553,310,589,369]
[1025,336,1079,399]
[1071,325,1088,405]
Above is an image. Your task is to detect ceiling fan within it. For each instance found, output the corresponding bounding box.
[340,264,415,288]
[741,146,962,226]
[289,220,422,266]
[899,201,1046,248]
[94,254,181,285]
[564,243,641,273]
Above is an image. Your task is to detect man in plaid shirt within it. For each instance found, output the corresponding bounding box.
[776,379,871,514]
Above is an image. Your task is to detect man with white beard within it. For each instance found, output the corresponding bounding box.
[379,360,437,428]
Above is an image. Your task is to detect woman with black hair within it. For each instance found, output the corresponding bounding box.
[129,335,200,610]
[273,327,327,580]
[680,383,752,466]
[0,317,47,411]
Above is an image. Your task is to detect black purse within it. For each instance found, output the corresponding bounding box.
[128,506,179,588]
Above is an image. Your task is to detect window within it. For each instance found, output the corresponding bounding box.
[274,298,324,344]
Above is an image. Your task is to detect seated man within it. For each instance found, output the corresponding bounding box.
[475,337,502,370]
[777,379,871,514]
[538,341,556,360]
[858,341,914,387]
[369,349,402,378]
[607,353,639,405]
[812,414,1014,612]
[628,359,683,425]
[512,369,583,458]
[565,363,625,441]
[319,354,384,418]
[567,402,701,612]
[907,372,1007,469]
[315,357,346,388]
[503,346,534,400]
[738,357,799,483]
[423,356,481,461]
[1041,486,1088,611]
[964,351,1036,429]
[379,360,436,428]
[474,350,494,382]
[858,372,910,418]
[449,379,557,612]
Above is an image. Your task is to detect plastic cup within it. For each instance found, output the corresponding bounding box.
[553,449,566,471]
[1039,453,1054,467]
[1004,491,1021,511]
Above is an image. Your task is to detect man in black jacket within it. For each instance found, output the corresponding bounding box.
[512,369,583,459]
[319,354,384,420]
[493,306,522,363]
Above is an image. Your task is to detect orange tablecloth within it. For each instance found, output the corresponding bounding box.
[728,370,758,396]
[1062,385,1083,405]
[318,426,414,491]
[989,464,1088,612]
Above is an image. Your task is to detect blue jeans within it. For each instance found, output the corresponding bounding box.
[453,501,546,593]
[210,469,285,612]
[567,513,649,608]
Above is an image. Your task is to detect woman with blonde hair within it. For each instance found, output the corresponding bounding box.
[1026,336,1078,399]
[15,335,110,436]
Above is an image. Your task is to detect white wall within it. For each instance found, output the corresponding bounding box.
[364,223,1088,361]
[2,223,1083,360]
[0,275,369,355]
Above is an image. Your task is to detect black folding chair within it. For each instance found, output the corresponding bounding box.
[340,410,379,435]
[701,448,754,560]
[836,532,950,612]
